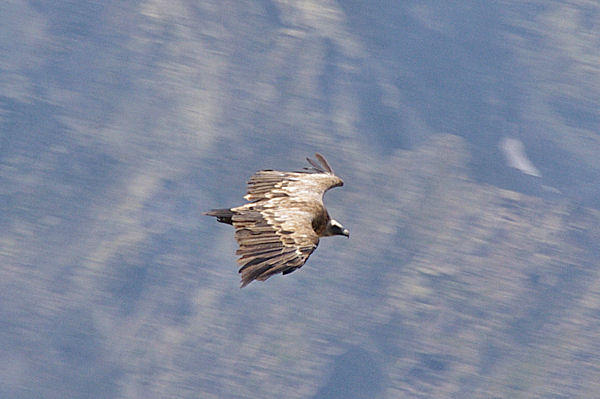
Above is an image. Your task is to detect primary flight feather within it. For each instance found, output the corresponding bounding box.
[204,153,349,287]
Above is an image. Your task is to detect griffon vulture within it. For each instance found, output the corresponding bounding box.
[204,153,348,287]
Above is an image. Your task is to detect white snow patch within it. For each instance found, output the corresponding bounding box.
[500,137,541,177]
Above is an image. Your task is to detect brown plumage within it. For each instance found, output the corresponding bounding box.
[204,153,349,287]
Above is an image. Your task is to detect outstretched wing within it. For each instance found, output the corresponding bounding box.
[231,199,321,287]
[244,153,343,203]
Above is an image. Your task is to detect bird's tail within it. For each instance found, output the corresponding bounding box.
[203,208,235,225]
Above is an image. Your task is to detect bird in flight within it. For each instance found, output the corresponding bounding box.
[205,153,349,287]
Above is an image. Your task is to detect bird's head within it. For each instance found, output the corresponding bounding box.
[324,219,349,238]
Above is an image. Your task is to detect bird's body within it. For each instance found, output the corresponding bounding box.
[205,153,348,287]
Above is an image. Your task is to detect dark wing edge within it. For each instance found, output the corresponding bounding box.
[315,153,334,174]
[305,153,334,174]
[232,210,318,287]
[203,208,235,224]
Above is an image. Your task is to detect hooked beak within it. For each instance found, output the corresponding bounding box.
[342,229,350,238]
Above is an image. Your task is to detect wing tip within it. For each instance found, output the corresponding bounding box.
[240,279,251,288]
[306,152,334,174]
